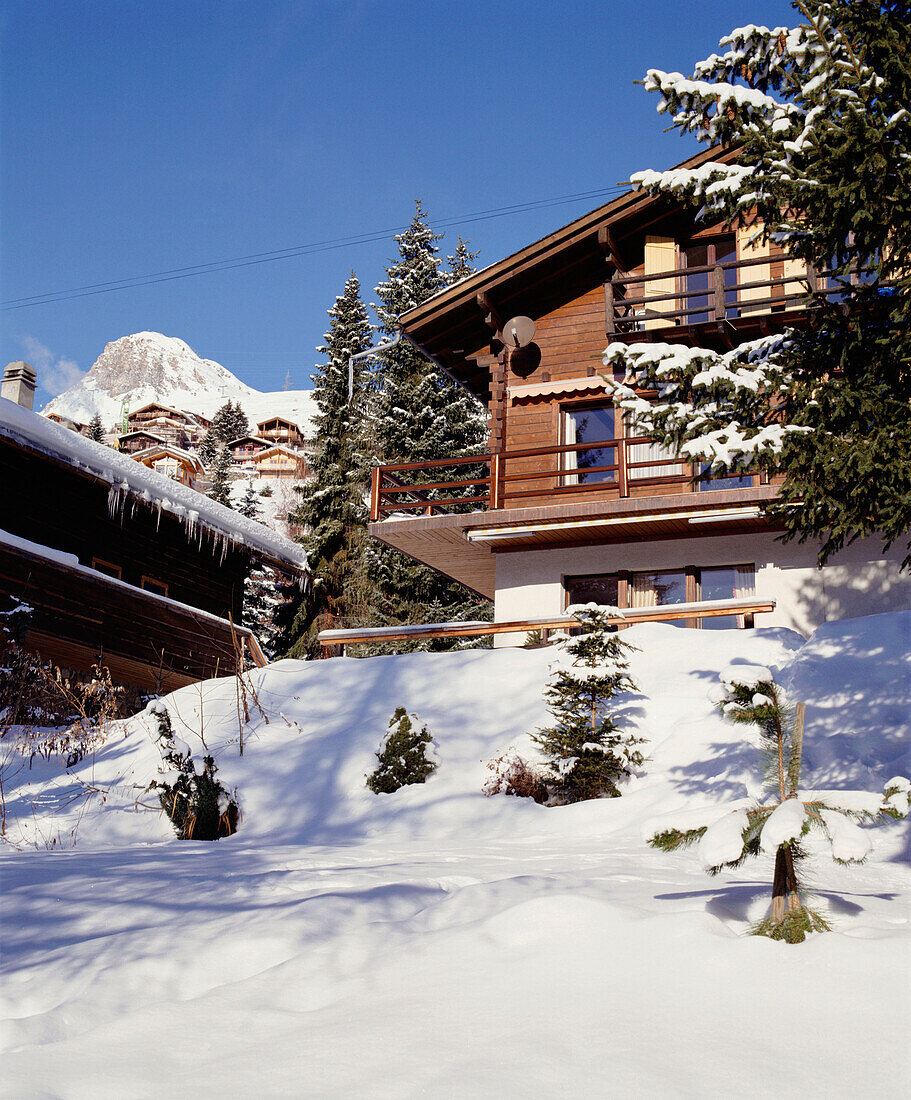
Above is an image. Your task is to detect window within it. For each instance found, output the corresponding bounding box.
[564,564,755,629]
[699,565,755,629]
[562,404,617,485]
[682,236,738,323]
[141,576,169,597]
[697,461,753,492]
[92,558,121,579]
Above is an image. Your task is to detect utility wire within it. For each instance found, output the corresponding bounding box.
[3,185,626,311]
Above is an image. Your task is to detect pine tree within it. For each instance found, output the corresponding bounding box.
[606,2,911,566]
[366,201,491,648]
[366,707,438,794]
[280,273,374,658]
[533,606,646,802]
[207,445,233,507]
[86,414,105,443]
[238,480,261,520]
[445,233,480,285]
[198,428,219,468]
[208,400,249,447]
[242,562,284,659]
[648,669,910,942]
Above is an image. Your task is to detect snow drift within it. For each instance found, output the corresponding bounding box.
[1,612,908,1097]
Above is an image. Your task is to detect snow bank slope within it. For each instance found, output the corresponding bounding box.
[1,614,908,1098]
[8,613,908,851]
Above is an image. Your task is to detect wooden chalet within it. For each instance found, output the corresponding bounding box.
[251,444,307,480]
[256,416,304,448]
[126,403,204,448]
[227,435,271,466]
[118,429,169,454]
[1,397,307,691]
[133,444,204,489]
[357,146,911,644]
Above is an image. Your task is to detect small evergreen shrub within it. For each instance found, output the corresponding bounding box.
[366,707,437,794]
[149,702,239,839]
[532,605,646,803]
[647,668,911,942]
[482,750,548,803]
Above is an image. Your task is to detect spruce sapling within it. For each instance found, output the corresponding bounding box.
[647,668,910,942]
[533,605,645,803]
[366,707,437,794]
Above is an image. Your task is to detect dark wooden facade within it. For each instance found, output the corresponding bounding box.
[367,147,809,599]
[0,434,283,689]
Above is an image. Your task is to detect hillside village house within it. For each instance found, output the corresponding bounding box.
[133,444,204,489]
[257,415,306,448]
[357,147,911,644]
[125,402,208,449]
[251,444,308,480]
[0,395,306,691]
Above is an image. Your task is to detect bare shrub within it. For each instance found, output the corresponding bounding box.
[483,750,549,804]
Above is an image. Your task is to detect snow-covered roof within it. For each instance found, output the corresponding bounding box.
[1,397,307,572]
[253,444,304,461]
[129,402,195,420]
[227,435,271,448]
[132,445,204,472]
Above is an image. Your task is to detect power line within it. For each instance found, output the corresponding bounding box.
[2,185,626,311]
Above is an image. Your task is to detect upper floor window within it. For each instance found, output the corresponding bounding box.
[563,404,616,484]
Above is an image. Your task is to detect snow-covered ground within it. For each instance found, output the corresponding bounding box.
[2,614,909,1097]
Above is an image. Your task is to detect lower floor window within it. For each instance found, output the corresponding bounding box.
[566,564,755,628]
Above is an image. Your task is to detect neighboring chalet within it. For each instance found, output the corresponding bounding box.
[227,435,271,468]
[133,444,204,489]
[118,429,169,454]
[359,146,911,643]
[125,403,207,449]
[257,416,305,448]
[251,444,307,480]
[0,396,307,691]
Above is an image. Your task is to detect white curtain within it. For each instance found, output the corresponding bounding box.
[733,565,756,628]
[629,573,659,608]
[562,412,579,486]
[628,437,685,481]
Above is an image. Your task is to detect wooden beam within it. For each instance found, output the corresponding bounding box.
[318,598,776,647]
[598,225,628,272]
[476,292,504,339]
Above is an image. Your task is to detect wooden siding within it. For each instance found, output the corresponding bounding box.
[1,439,249,621]
[0,541,263,691]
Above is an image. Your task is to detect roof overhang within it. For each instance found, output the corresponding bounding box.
[398,145,742,402]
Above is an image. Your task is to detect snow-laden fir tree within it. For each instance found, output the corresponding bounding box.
[366,706,438,794]
[604,1,911,566]
[445,233,480,285]
[279,273,374,658]
[365,202,491,649]
[648,667,910,942]
[201,401,249,465]
[533,606,646,803]
[86,414,105,443]
[237,482,284,659]
[207,445,233,507]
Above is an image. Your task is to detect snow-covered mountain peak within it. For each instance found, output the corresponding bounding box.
[43,332,316,433]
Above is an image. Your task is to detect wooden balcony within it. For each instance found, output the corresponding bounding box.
[370,437,761,522]
[606,256,865,346]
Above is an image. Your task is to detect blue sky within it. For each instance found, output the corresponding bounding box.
[1,0,797,407]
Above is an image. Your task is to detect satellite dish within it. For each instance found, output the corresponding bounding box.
[502,316,536,348]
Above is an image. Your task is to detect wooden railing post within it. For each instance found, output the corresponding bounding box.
[618,438,629,498]
[370,466,381,522]
[605,278,616,336]
[489,452,501,510]
[713,264,727,321]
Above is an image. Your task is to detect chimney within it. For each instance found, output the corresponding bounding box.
[2,361,37,410]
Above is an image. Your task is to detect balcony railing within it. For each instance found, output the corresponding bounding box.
[606,255,865,335]
[370,436,740,521]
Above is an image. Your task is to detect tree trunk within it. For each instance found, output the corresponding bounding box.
[770,844,801,924]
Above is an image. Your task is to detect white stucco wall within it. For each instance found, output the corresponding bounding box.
[492,531,911,642]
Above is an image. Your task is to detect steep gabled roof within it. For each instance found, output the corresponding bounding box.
[399,145,740,400]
